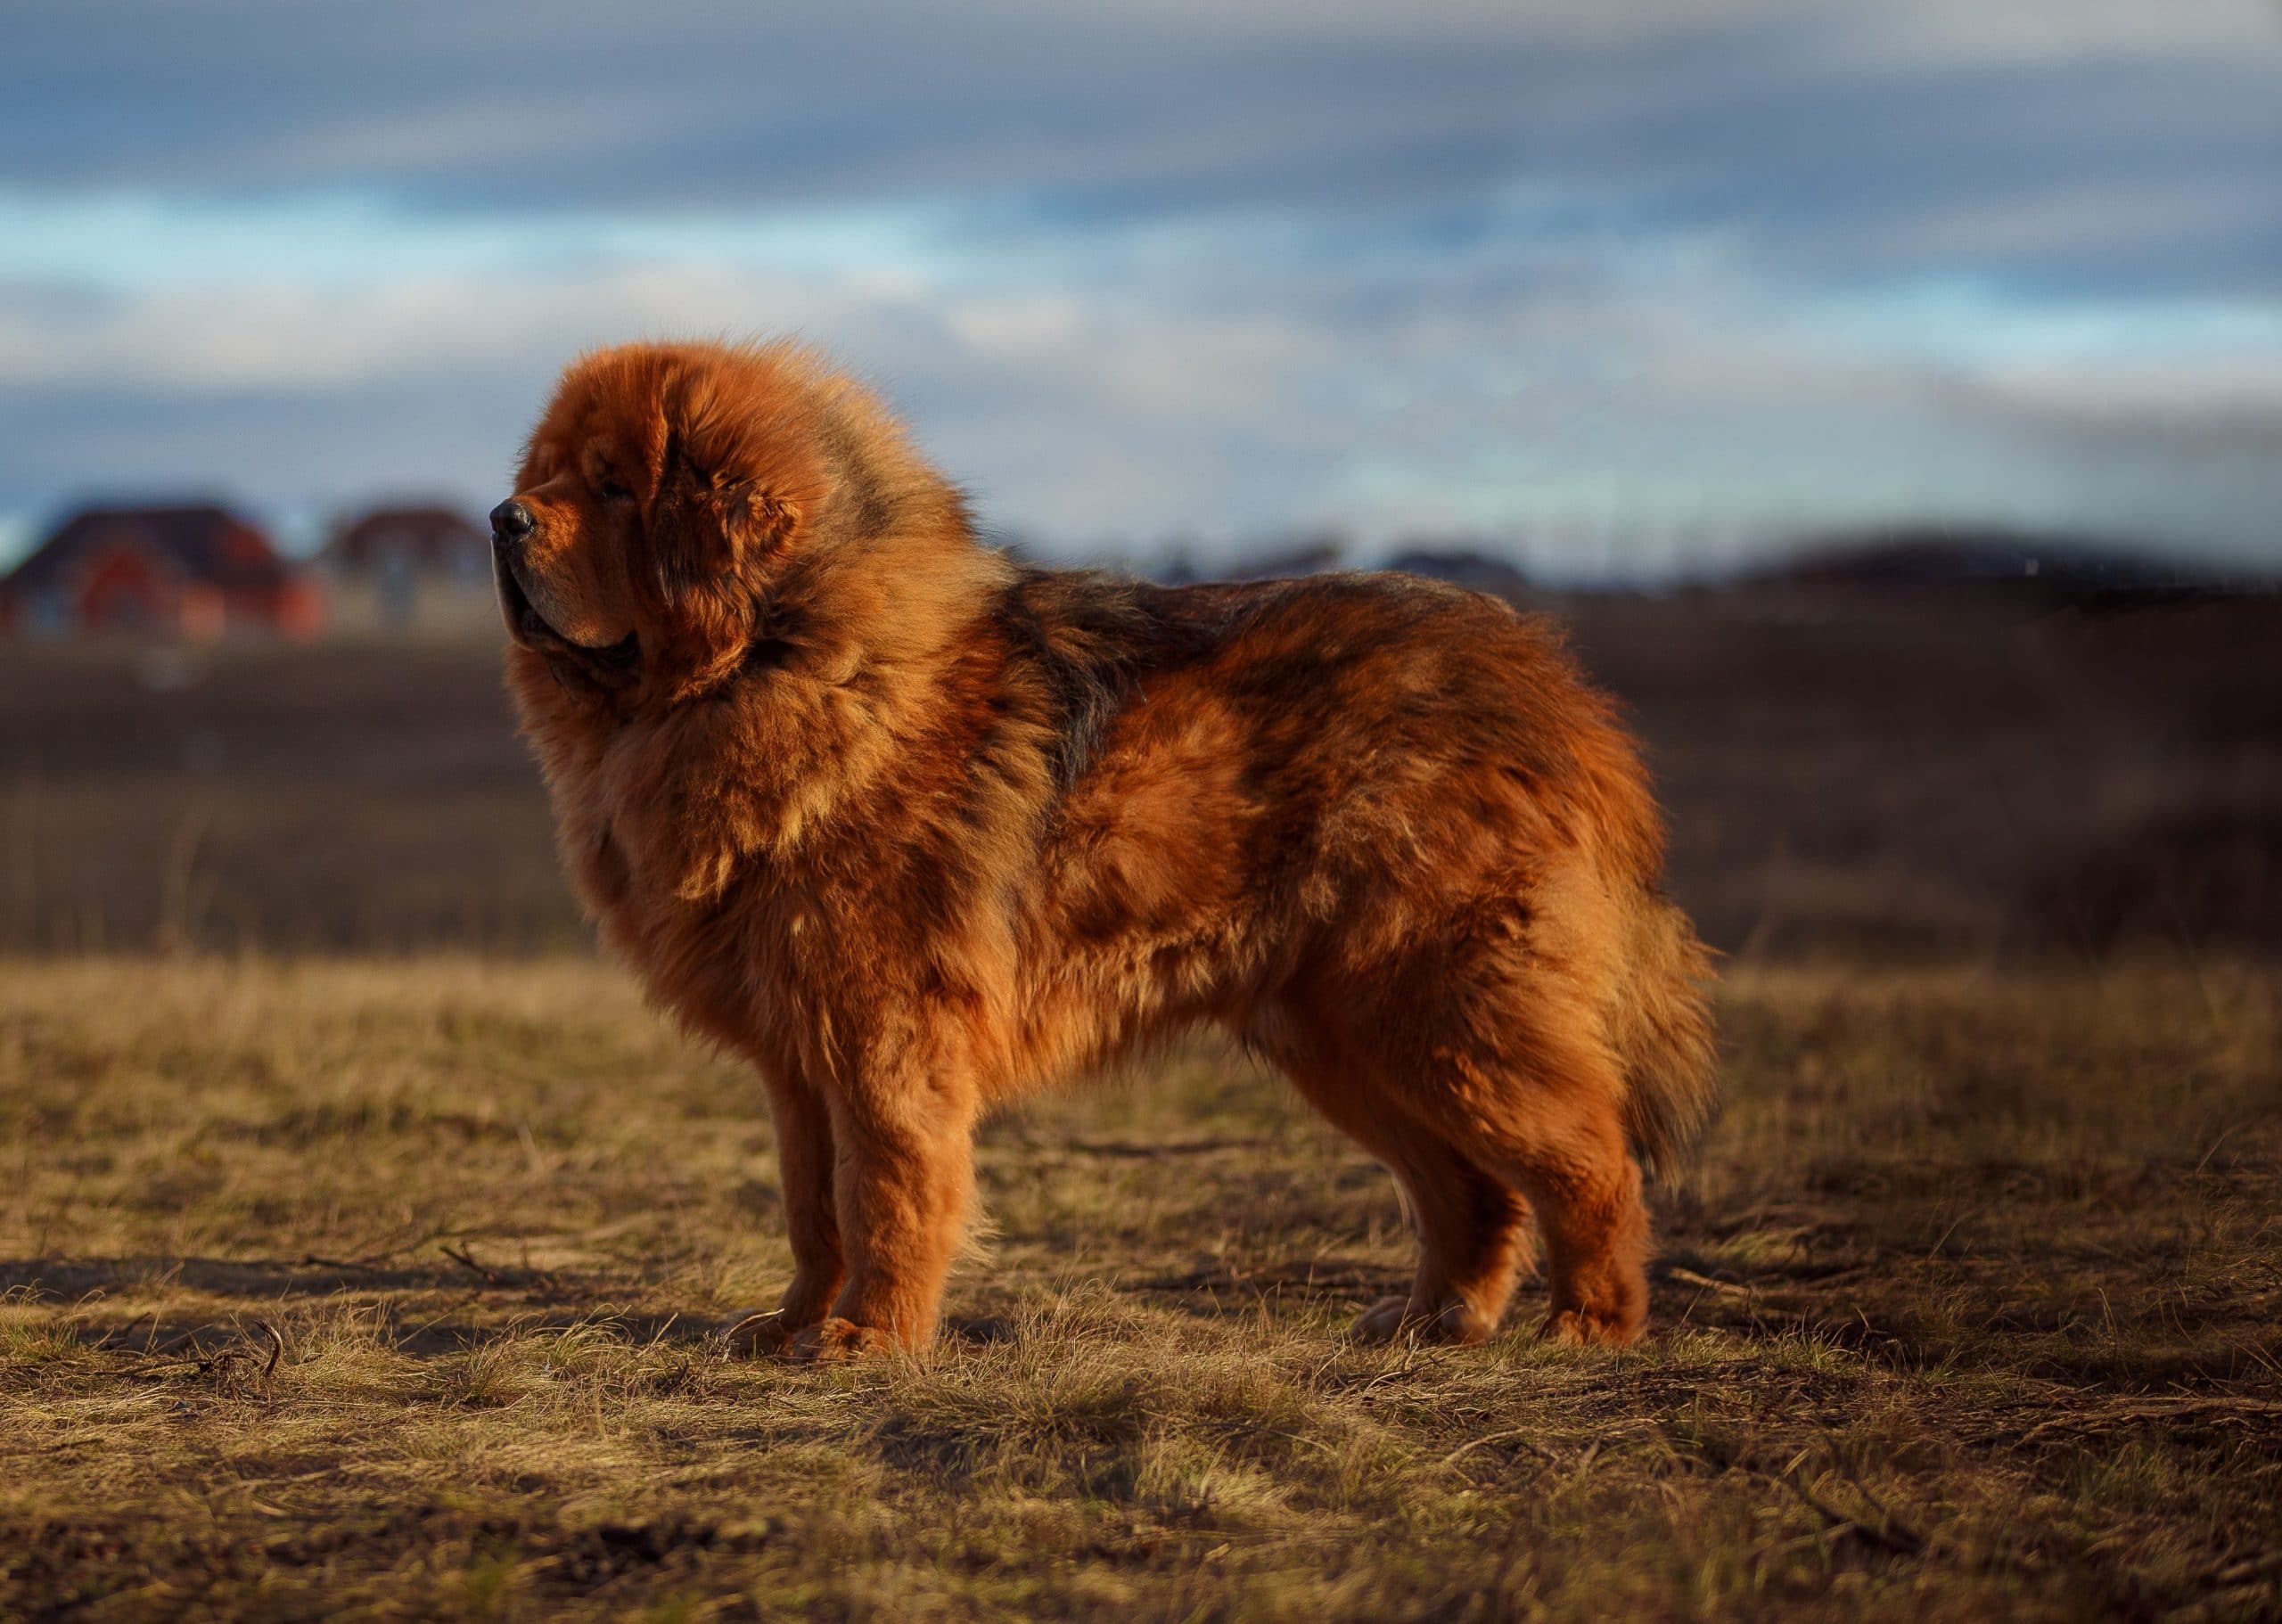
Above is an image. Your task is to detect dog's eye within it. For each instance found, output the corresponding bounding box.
[596,476,634,503]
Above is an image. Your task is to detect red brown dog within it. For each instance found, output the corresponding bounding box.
[496,340,1716,1359]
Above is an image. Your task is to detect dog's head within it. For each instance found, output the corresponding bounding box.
[492,340,839,699]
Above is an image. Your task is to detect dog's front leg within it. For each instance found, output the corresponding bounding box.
[724,1068,844,1356]
[767,1070,844,1324]
[791,1067,979,1360]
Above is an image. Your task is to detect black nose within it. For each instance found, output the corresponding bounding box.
[489,499,536,548]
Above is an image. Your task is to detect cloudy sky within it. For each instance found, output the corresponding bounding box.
[4,0,2279,576]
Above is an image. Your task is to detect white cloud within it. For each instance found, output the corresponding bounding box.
[4,194,2278,567]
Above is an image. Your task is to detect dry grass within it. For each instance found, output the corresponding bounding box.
[2,957,2278,1621]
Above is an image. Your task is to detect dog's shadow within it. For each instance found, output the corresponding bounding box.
[6,1254,456,1299]
[2,1255,1038,1359]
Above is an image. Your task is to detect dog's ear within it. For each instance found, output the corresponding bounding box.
[653,463,803,602]
[649,362,825,603]
[652,451,802,602]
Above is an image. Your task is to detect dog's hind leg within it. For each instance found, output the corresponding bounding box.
[1441,1037,1650,1347]
[1358,908,1655,1347]
[1282,1059,1534,1344]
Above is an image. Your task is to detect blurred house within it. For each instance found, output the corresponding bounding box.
[324,504,490,628]
[0,503,323,639]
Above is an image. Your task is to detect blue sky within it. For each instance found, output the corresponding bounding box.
[4,0,2279,575]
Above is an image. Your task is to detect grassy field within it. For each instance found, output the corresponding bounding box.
[3,957,2278,1620]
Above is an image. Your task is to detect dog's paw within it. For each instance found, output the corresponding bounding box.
[1347,1296,1416,1344]
[785,1316,898,1363]
[1346,1294,1490,1346]
[1539,1306,1642,1348]
[720,1309,802,1358]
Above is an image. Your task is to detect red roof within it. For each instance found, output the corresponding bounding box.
[4,504,296,595]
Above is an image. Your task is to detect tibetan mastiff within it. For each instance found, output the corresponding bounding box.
[495,340,1714,1359]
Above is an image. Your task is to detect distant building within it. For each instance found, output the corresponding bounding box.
[0,503,323,639]
[324,504,490,627]
[327,504,488,582]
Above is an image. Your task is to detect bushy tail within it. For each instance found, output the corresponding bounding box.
[1611,895,1720,1183]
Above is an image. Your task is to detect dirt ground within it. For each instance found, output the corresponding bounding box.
[3,957,2277,1621]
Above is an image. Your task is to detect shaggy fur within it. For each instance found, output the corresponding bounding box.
[497,340,1716,1358]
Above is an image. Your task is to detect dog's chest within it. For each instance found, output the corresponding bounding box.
[562,768,811,1031]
